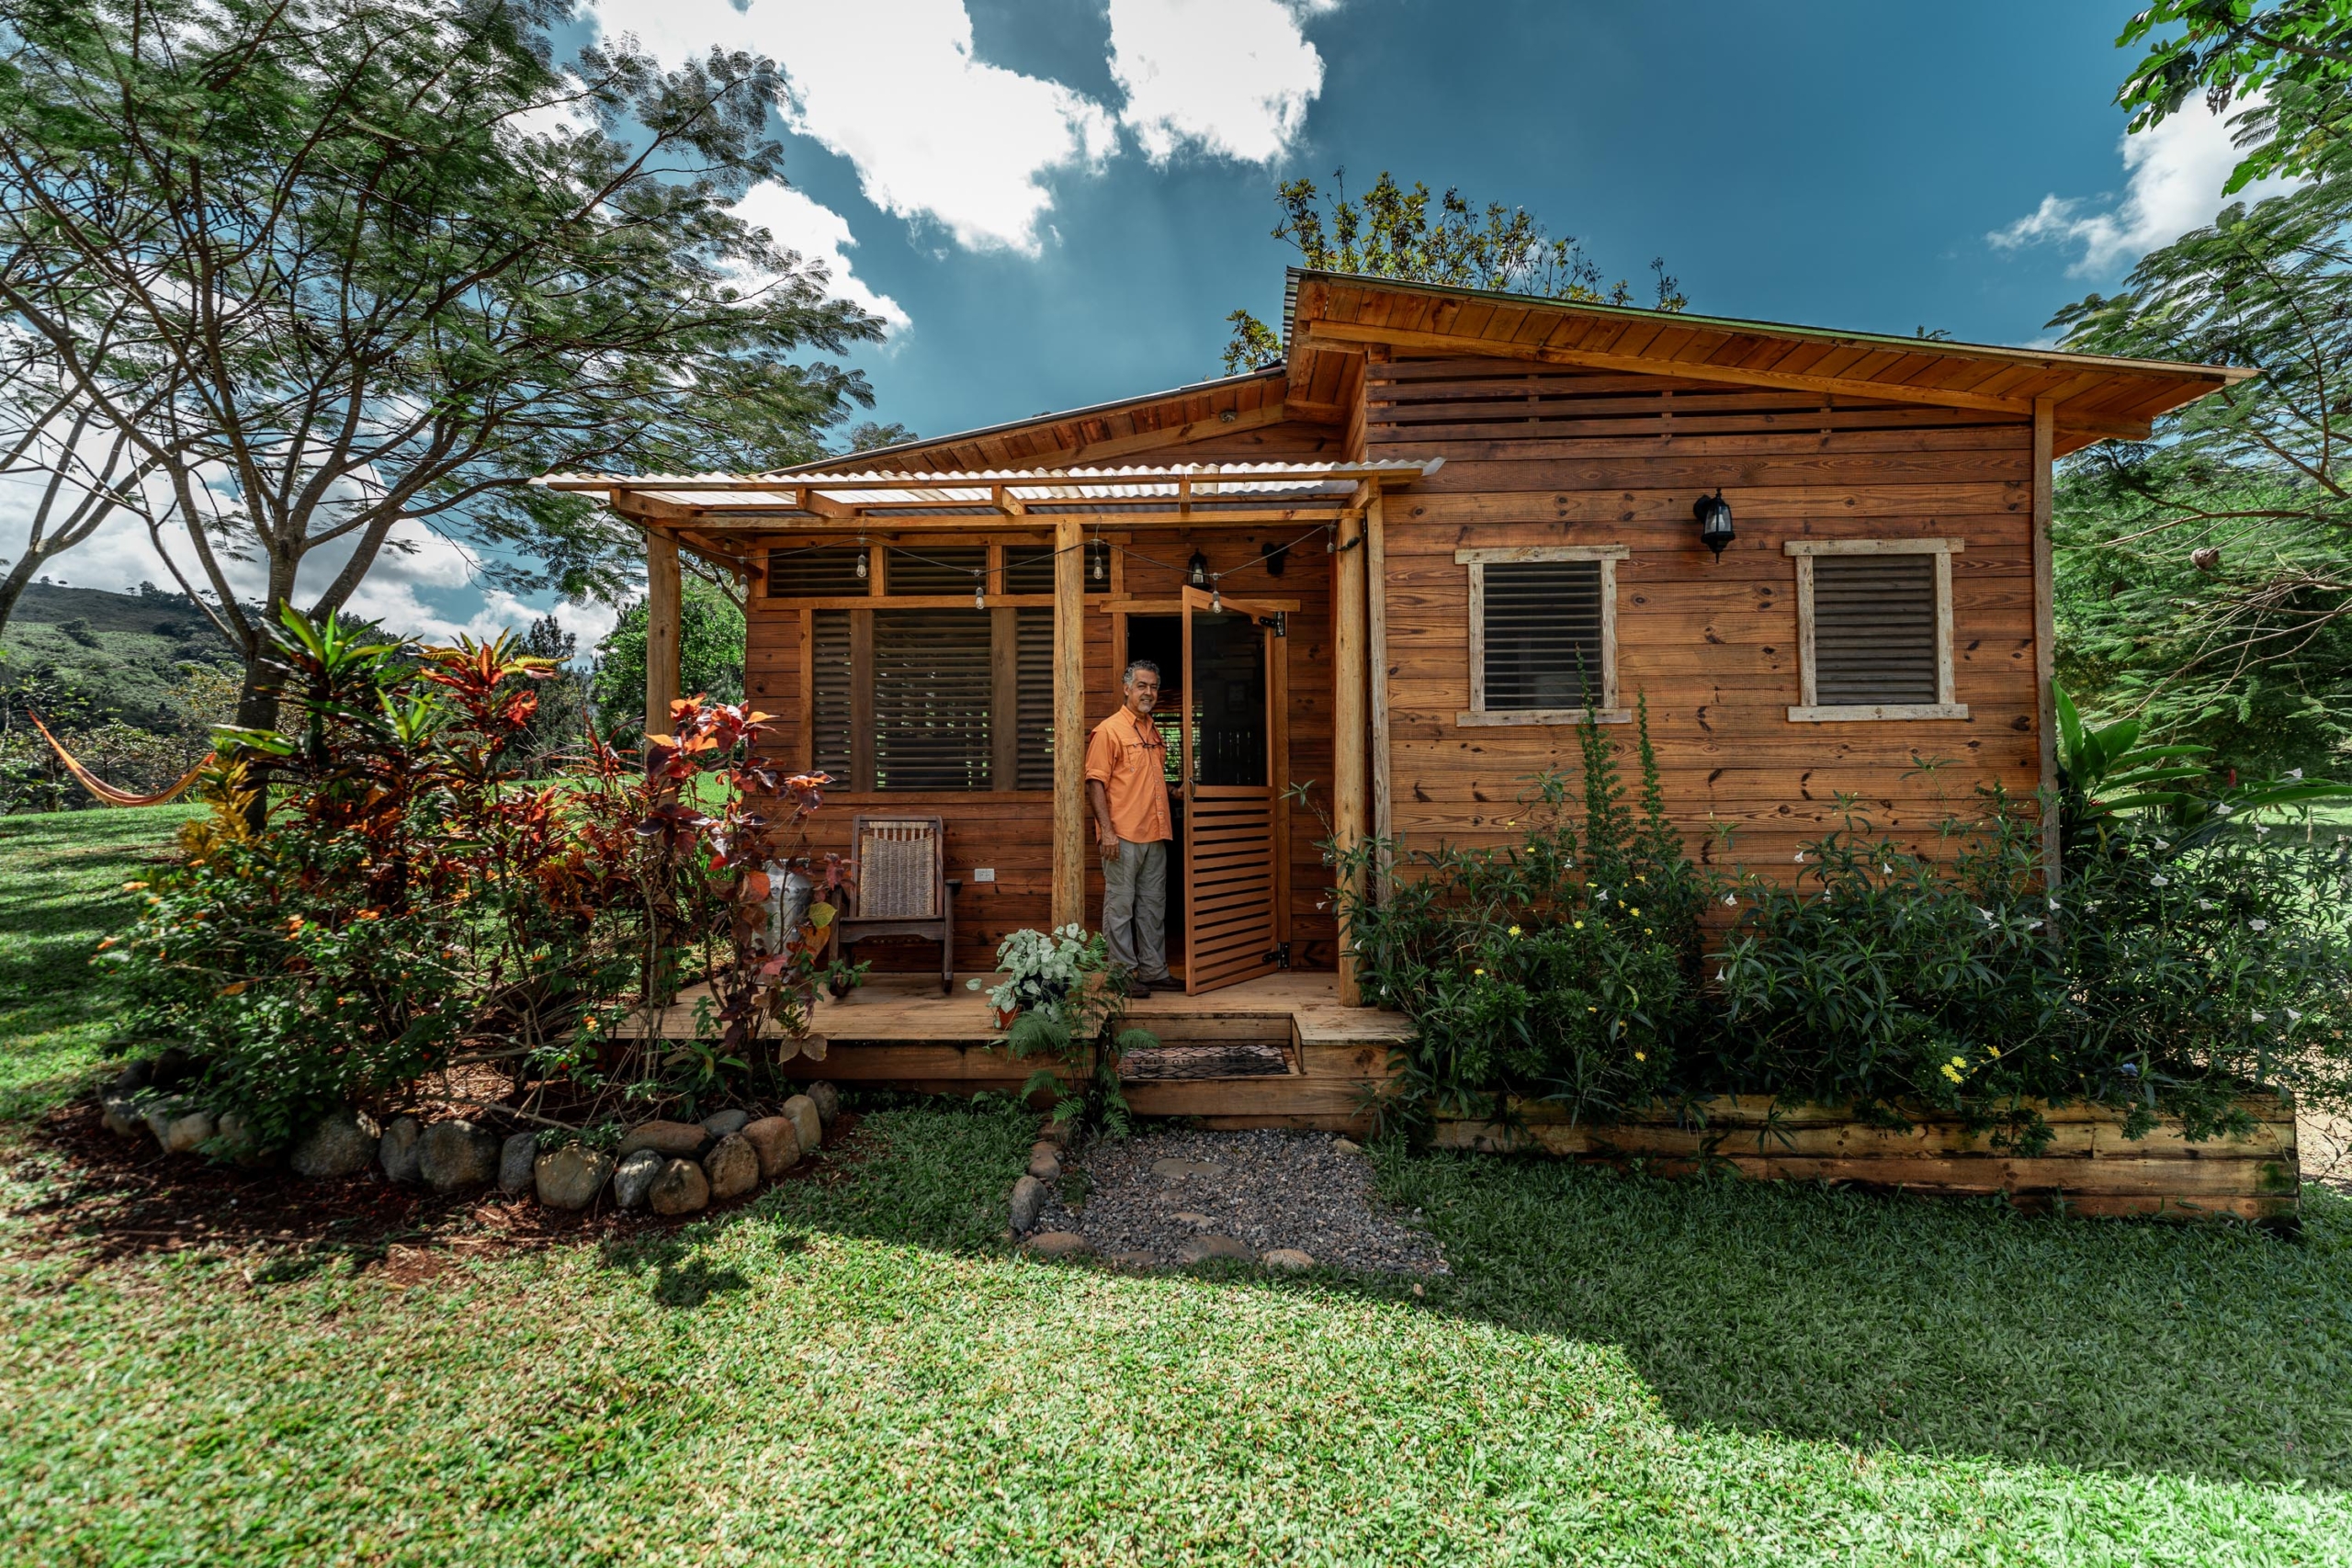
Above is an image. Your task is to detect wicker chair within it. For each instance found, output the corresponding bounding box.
[832,814,958,994]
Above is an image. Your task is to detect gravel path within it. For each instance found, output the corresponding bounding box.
[1028,1127,1446,1274]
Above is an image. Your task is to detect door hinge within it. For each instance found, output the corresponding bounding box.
[1263,612,1287,637]
[1265,942,1292,969]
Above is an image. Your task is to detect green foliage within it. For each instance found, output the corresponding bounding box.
[2117,0,2352,192]
[1709,784,2352,1139]
[1221,169,1687,374]
[0,0,883,702]
[104,604,847,1148]
[590,575,746,745]
[2048,173,2352,775]
[1338,701,1706,1129]
[984,925,1148,1138]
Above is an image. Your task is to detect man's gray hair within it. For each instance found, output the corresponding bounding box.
[1123,659,1161,685]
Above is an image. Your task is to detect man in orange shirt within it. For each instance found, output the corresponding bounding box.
[1084,660,1178,996]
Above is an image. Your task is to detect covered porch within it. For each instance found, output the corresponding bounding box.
[538,457,1437,1006]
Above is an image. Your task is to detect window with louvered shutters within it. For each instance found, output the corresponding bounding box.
[767,546,868,597]
[810,611,854,781]
[886,546,987,596]
[1454,546,1628,726]
[1483,560,1603,710]
[1005,539,1109,594]
[1787,539,1965,721]
[1813,556,1936,705]
[1014,608,1055,788]
[873,609,992,790]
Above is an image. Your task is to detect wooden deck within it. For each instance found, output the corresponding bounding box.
[622,973,1415,1131]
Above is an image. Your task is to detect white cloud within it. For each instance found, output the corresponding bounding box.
[731,181,910,333]
[1108,0,1328,165]
[594,0,1116,255]
[1991,97,2304,276]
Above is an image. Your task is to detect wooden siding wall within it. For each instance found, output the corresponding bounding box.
[1366,357,2041,879]
[738,420,1346,973]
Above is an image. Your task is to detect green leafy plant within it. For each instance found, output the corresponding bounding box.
[1336,699,1707,1132]
[983,925,1154,1139]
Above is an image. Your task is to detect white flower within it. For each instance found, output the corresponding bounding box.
[1883,863,1894,875]
[2028,919,2045,931]
[2249,918,2270,932]
[2215,802,2233,816]
[2198,898,2215,911]
[2252,1010,2267,1023]
[2149,874,2169,887]
[1792,852,1807,863]
[2048,897,2062,911]
[1975,907,1996,924]
[2256,825,2271,837]
[1722,893,1737,907]
[2288,1009,2303,1024]
[2288,768,2304,780]
[1713,970,1725,984]
[2154,839,2171,851]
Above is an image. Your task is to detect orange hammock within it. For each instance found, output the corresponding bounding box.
[28,713,214,807]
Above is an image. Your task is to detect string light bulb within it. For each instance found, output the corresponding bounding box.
[854,536,868,580]
[973,573,985,610]
[1091,541,1107,581]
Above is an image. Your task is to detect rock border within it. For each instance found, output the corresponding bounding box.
[93,1065,845,1220]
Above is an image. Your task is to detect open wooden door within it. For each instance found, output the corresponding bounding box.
[1179,585,1287,996]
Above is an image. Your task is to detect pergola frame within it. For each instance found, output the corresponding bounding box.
[536,459,1439,1004]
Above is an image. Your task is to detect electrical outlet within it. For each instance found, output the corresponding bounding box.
[973,867,995,883]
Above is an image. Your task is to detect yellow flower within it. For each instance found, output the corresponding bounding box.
[1507,925,1522,937]
[1630,908,1641,918]
[121,881,147,892]
[1634,1051,1647,1062]
[1588,1006,1598,1012]
[1940,1064,1963,1083]
[1573,919,1585,930]
[1473,967,1486,976]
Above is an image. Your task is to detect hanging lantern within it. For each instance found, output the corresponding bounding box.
[1187,548,1209,587]
[1090,540,1108,581]
[1692,490,1736,558]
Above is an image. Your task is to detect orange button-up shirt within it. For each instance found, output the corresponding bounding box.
[1084,705,1173,843]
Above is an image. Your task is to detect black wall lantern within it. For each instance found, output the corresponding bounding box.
[1187,547,1210,587]
[1693,490,1736,558]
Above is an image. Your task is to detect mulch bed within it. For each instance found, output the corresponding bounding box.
[4,1098,865,1285]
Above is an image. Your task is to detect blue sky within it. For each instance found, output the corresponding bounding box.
[28,0,2280,646]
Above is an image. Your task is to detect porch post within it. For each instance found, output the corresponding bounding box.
[643,527,682,740]
[1051,515,1087,931]
[2032,396,2059,886]
[1333,506,1368,1006]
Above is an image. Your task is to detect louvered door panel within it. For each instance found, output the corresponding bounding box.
[1813,556,1938,705]
[887,547,986,595]
[1482,560,1603,710]
[811,611,853,782]
[1014,607,1055,789]
[873,610,992,791]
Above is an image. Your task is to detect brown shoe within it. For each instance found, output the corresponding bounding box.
[1128,978,1152,999]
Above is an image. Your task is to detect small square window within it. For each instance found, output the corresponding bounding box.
[1787,539,1968,722]
[1454,546,1628,727]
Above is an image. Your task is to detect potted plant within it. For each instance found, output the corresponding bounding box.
[969,924,1098,1029]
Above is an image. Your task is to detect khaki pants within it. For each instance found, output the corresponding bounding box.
[1101,838,1174,982]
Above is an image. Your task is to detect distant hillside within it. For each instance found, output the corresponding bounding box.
[2,582,243,735]
[10,581,236,647]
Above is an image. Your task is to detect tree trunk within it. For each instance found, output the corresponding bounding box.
[0,554,40,645]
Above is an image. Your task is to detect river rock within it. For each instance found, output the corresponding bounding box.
[616,1120,707,1159]
[498,1131,539,1194]
[1010,1174,1046,1233]
[649,1157,710,1216]
[379,1115,423,1182]
[1260,1248,1315,1271]
[782,1094,822,1156]
[1022,1231,1091,1260]
[805,1080,841,1125]
[147,1046,198,1089]
[1151,1158,1227,1182]
[614,1149,663,1210]
[1027,1143,1061,1181]
[535,1147,615,1211]
[213,1111,270,1168]
[289,1110,379,1179]
[1331,1137,1362,1156]
[741,1116,802,1179]
[419,1120,499,1191]
[107,1058,154,1096]
[703,1134,758,1201]
[100,1094,144,1139]
[1177,1234,1254,1265]
[141,1097,186,1145]
[699,1108,751,1138]
[161,1108,216,1156]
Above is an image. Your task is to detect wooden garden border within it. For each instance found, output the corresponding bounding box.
[1431,1094,2301,1228]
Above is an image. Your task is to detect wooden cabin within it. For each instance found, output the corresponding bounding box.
[551,270,2243,1072]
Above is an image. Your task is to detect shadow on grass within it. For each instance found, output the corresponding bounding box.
[17,1085,2350,1494]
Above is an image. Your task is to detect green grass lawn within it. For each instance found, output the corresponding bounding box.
[2,806,2348,1564]
[0,804,198,1122]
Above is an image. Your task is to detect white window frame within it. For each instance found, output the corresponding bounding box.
[1786,537,1967,722]
[1454,545,1629,727]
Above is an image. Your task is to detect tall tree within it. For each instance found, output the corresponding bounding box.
[0,0,884,739]
[2049,174,2352,773]
[1221,170,1687,374]
[2118,0,2352,192]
